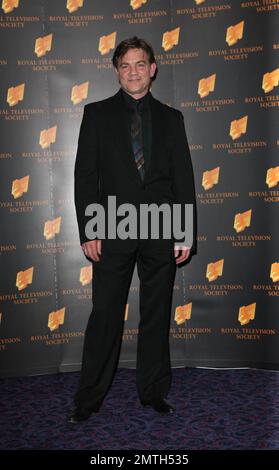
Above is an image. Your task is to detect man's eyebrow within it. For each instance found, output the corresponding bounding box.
[120,60,147,65]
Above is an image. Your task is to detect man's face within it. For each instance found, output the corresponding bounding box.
[114,48,157,99]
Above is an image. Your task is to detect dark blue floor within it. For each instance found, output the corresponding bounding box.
[1,368,279,449]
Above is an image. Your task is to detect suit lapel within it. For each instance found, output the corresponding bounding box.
[149,94,164,179]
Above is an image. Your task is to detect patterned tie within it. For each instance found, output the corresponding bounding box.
[130,99,145,181]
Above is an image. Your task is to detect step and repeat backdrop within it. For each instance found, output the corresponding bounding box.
[0,0,278,377]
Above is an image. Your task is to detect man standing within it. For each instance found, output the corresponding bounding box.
[69,37,197,423]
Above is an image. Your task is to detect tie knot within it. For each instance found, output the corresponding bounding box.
[136,99,142,112]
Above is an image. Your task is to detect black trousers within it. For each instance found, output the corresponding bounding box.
[74,239,177,412]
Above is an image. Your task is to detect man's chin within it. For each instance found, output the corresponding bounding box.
[126,86,149,97]
[126,85,142,93]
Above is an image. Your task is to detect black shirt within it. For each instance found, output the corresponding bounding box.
[120,87,152,175]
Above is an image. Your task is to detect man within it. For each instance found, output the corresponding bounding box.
[69,36,197,423]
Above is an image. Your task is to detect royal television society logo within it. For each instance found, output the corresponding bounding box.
[39,126,57,149]
[16,267,34,291]
[43,217,61,240]
[202,167,220,190]
[262,68,279,94]
[48,308,65,332]
[226,21,244,47]
[233,210,252,233]
[80,266,92,286]
[198,74,216,98]
[66,0,83,14]
[130,0,147,10]
[71,81,89,105]
[7,83,25,107]
[230,116,248,140]
[206,259,224,282]
[175,303,192,325]
[2,0,19,14]
[162,27,180,52]
[35,34,53,58]
[238,303,256,326]
[11,176,29,199]
[99,32,117,55]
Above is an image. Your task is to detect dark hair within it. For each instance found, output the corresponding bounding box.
[112,36,157,79]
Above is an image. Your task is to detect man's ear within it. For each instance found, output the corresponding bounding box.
[150,62,157,78]
[114,67,119,75]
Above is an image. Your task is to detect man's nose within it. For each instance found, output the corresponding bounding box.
[129,65,138,74]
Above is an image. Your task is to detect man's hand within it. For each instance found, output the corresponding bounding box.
[81,240,102,262]
[174,245,191,264]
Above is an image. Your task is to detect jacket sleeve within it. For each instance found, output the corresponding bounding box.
[74,104,100,245]
[171,111,197,255]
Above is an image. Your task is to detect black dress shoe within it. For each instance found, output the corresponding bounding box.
[143,398,176,413]
[67,407,99,424]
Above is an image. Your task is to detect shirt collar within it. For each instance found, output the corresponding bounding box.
[120,87,151,111]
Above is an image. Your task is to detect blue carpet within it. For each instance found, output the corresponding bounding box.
[1,368,279,450]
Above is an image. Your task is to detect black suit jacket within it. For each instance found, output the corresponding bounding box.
[74,88,197,254]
